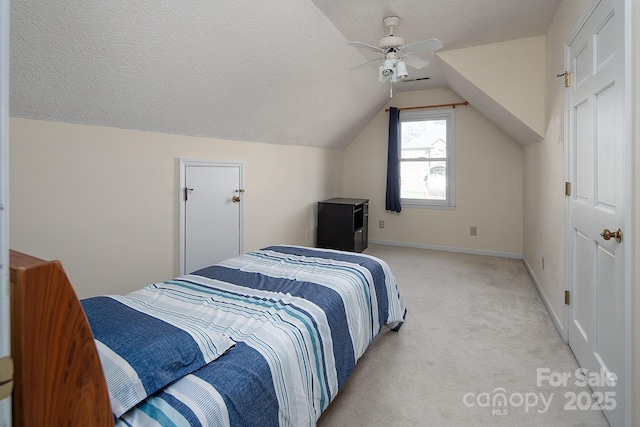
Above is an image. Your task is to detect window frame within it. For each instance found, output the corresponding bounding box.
[399,107,456,208]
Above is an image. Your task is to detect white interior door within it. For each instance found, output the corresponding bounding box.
[180,160,243,275]
[567,0,627,425]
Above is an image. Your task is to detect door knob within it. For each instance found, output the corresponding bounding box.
[232,195,241,203]
[184,187,193,201]
[600,228,622,243]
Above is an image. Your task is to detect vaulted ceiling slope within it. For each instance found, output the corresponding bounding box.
[10,0,561,150]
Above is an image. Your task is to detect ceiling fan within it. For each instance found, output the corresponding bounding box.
[348,16,443,96]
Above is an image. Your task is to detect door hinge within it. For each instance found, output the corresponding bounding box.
[557,71,572,87]
[0,356,13,401]
[565,182,571,196]
[565,290,571,305]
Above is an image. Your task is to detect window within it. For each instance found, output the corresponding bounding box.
[400,108,455,208]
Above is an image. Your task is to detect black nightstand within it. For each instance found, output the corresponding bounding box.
[317,198,368,252]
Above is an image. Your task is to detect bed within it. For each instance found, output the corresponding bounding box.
[10,245,406,426]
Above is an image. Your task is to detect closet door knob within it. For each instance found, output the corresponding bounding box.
[600,228,622,243]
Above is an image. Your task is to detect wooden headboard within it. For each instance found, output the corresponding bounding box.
[10,250,114,426]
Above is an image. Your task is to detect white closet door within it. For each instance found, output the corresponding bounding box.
[179,160,243,275]
[566,0,628,425]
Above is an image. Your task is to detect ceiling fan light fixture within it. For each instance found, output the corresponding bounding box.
[379,64,398,83]
[381,58,395,76]
[378,65,386,82]
[347,15,444,89]
[396,60,408,79]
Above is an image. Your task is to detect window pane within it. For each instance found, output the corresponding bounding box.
[401,119,447,160]
[400,161,447,200]
[399,107,455,207]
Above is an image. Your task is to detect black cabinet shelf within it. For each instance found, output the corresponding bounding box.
[317,198,369,253]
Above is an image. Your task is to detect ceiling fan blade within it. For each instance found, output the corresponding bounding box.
[351,57,383,70]
[403,55,430,70]
[404,38,444,53]
[347,41,386,53]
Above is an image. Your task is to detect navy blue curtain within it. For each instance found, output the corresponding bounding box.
[385,107,401,212]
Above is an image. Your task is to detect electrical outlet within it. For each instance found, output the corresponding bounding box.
[379,220,384,229]
[470,226,477,236]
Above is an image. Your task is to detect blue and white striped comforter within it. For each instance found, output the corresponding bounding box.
[84,245,406,426]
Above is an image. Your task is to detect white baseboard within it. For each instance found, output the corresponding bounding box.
[368,238,522,259]
[522,256,567,341]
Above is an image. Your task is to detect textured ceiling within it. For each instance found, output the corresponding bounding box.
[10,0,561,149]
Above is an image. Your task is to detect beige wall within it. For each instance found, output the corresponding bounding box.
[437,36,546,136]
[522,0,588,332]
[9,118,343,298]
[343,87,523,256]
[632,0,639,421]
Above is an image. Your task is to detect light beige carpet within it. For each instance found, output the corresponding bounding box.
[317,244,609,427]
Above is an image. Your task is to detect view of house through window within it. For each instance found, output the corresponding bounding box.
[400,108,455,207]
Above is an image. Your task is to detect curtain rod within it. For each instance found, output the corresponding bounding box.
[385,101,468,112]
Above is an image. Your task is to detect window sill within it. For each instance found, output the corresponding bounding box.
[400,200,456,210]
